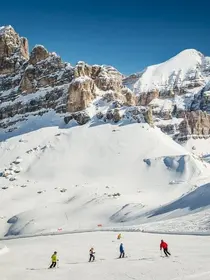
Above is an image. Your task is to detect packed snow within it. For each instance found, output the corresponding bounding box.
[2,232,210,280]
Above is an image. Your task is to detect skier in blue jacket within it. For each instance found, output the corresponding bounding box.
[119,243,125,258]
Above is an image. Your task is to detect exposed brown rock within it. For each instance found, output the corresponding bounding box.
[138,90,159,106]
[19,66,36,93]
[122,87,136,106]
[67,77,96,112]
[103,91,125,103]
[144,106,154,127]
[29,45,49,65]
[2,25,210,141]
[0,26,29,75]
[21,37,29,59]
[179,111,210,137]
[95,66,122,92]
[74,61,93,77]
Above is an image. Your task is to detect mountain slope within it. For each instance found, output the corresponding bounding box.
[1,122,210,237]
[124,49,210,140]
[124,49,209,94]
[1,25,210,143]
[1,26,210,238]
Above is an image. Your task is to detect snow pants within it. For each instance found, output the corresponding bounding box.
[89,254,95,262]
[49,262,57,268]
[163,248,171,257]
[119,251,125,258]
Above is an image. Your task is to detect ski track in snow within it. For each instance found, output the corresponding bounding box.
[1,232,210,280]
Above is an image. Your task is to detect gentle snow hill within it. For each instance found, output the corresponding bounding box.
[1,120,210,238]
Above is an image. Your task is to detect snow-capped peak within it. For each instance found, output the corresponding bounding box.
[126,49,205,94]
[0,25,14,35]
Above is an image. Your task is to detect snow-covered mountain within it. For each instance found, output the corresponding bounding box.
[124,49,210,140]
[1,26,210,142]
[1,26,210,239]
[1,123,210,238]
[124,49,210,94]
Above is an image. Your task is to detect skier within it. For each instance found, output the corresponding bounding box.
[49,251,58,268]
[117,233,121,240]
[119,243,125,258]
[160,240,171,257]
[89,247,95,262]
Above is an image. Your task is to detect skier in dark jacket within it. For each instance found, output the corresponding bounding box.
[119,243,125,258]
[160,240,171,257]
[89,247,95,262]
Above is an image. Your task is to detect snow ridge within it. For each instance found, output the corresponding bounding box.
[131,49,204,93]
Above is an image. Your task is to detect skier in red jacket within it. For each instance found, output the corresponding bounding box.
[160,240,171,257]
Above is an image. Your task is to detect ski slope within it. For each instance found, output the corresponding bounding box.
[1,231,210,280]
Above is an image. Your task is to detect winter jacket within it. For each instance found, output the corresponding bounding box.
[51,254,57,262]
[160,241,168,250]
[90,249,95,255]
[120,244,124,253]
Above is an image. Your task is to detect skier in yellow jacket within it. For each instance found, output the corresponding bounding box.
[49,251,58,268]
[117,233,122,240]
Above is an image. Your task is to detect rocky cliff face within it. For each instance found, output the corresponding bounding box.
[124,49,210,140]
[0,26,210,142]
[0,26,29,75]
[0,26,143,138]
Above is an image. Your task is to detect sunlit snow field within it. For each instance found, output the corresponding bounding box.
[1,232,210,280]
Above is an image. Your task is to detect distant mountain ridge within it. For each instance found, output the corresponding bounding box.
[1,25,210,141]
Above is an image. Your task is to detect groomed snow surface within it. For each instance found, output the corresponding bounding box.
[1,232,210,280]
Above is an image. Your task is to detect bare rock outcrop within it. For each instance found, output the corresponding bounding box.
[29,45,49,65]
[0,26,29,75]
[144,106,154,127]
[67,77,96,112]
[122,87,137,106]
[138,90,159,106]
[179,111,210,138]
[1,25,210,141]
[64,111,90,125]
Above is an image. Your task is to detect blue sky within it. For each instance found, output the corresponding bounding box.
[0,0,209,74]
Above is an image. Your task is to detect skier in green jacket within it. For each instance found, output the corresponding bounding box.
[49,251,58,268]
